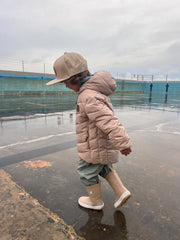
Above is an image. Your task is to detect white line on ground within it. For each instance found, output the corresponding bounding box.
[0,131,76,150]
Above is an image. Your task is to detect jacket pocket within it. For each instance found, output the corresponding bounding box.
[86,128,90,149]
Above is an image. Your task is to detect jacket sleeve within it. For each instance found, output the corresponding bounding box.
[84,96,132,151]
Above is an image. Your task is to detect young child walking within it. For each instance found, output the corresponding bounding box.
[46,52,132,210]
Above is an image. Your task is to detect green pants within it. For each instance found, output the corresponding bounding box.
[77,159,112,186]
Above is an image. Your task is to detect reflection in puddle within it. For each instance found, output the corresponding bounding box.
[0,92,180,118]
[78,208,127,240]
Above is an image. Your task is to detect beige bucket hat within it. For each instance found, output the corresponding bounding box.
[46,52,88,86]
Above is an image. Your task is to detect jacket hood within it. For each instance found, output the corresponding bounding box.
[79,71,116,96]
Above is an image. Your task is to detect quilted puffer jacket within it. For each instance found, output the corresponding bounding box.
[76,71,132,164]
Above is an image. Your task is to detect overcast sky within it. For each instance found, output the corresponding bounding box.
[1,0,180,79]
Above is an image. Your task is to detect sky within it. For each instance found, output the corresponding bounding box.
[0,0,180,79]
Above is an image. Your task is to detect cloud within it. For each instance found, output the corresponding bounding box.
[0,0,180,78]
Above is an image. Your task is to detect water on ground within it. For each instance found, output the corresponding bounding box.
[0,92,180,240]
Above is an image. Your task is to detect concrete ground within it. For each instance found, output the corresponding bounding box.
[0,108,180,240]
[0,169,84,240]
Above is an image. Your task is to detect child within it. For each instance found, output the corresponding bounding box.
[46,52,132,210]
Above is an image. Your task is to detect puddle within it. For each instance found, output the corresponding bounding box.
[0,93,180,240]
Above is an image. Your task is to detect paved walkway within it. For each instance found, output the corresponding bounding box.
[0,169,84,240]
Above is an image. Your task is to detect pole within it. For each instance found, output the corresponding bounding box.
[44,63,46,76]
[22,60,24,72]
[166,74,168,82]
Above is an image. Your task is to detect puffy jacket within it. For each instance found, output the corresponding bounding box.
[76,71,132,164]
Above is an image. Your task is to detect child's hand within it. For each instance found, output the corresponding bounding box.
[120,147,132,156]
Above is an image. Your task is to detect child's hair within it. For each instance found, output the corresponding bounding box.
[68,70,91,85]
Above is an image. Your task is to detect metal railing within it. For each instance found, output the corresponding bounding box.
[137,75,154,81]
[0,58,54,75]
[0,57,178,82]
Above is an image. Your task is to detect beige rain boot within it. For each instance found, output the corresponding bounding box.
[106,168,131,208]
[78,181,104,210]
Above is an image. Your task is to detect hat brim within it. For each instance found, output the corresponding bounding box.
[46,78,66,86]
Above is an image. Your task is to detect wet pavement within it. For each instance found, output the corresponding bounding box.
[0,94,180,240]
[0,169,84,240]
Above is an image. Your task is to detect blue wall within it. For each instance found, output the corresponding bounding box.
[0,76,72,94]
[0,75,180,95]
